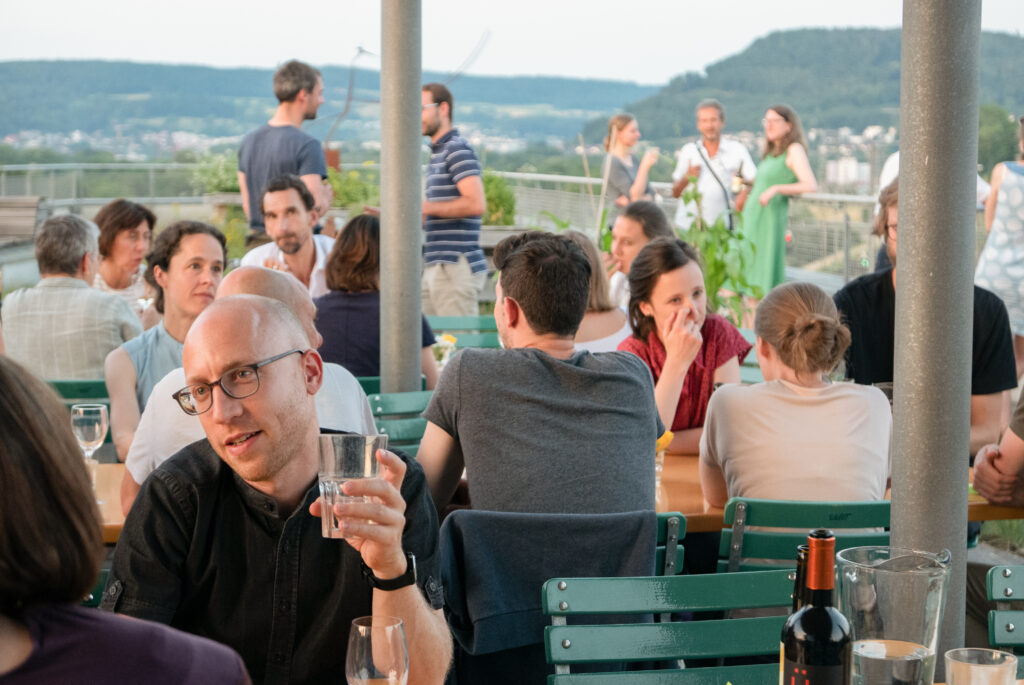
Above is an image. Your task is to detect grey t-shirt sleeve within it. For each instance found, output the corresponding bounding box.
[613,350,664,436]
[296,137,328,178]
[422,350,463,438]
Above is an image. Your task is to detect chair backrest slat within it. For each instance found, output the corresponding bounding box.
[548,662,779,685]
[543,569,794,681]
[718,498,890,572]
[986,565,1024,680]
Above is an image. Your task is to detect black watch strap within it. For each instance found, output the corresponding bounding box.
[362,552,417,591]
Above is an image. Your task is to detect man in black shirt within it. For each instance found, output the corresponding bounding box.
[103,296,451,684]
[834,178,1015,455]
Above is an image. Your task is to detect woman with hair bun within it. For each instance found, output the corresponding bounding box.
[699,282,891,508]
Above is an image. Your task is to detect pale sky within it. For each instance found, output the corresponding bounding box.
[3,1,1022,85]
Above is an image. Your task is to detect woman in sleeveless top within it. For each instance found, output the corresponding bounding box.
[105,222,226,460]
[975,122,1024,379]
[699,282,890,508]
[741,105,817,310]
[92,199,158,328]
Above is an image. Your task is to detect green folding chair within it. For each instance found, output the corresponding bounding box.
[367,390,433,459]
[426,314,498,332]
[736,328,763,384]
[81,568,109,608]
[656,512,685,577]
[718,497,890,572]
[49,379,112,443]
[543,569,795,683]
[986,565,1024,677]
[427,314,501,349]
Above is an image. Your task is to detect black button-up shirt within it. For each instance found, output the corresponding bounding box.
[103,439,442,685]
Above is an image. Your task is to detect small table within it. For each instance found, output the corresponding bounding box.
[662,453,1024,534]
[96,463,126,544]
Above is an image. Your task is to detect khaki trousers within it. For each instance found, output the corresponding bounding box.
[422,256,486,317]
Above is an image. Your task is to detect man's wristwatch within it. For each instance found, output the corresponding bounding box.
[362,552,417,591]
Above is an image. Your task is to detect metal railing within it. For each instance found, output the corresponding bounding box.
[1,162,985,290]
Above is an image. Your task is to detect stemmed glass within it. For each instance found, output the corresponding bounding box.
[70,404,108,503]
[345,616,408,685]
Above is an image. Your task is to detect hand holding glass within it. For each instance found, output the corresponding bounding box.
[318,434,388,539]
[346,616,408,685]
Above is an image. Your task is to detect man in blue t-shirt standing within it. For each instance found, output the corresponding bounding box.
[420,83,487,316]
[238,60,329,233]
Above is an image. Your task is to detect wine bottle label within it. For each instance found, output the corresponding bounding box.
[781,658,846,685]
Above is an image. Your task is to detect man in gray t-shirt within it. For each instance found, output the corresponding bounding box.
[418,231,663,514]
[237,60,328,232]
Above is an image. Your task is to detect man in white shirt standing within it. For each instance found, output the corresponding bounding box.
[240,174,334,298]
[671,99,755,230]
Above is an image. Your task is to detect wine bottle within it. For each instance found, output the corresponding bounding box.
[792,544,809,613]
[780,529,851,685]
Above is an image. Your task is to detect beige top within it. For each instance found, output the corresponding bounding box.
[700,379,891,502]
[94,263,149,319]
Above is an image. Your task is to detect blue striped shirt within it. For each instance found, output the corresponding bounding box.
[424,128,486,273]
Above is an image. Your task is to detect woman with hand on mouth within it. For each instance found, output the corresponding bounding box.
[105,221,226,461]
[618,237,751,455]
[93,199,159,329]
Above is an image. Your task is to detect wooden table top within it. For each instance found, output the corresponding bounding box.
[96,463,126,544]
[662,453,1024,534]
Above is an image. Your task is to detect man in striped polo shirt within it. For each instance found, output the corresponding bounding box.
[420,82,487,316]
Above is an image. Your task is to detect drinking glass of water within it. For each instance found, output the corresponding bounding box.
[70,404,108,502]
[345,616,408,685]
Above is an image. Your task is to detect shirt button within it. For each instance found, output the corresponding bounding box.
[263,502,273,512]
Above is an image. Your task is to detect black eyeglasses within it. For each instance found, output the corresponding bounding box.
[172,349,304,416]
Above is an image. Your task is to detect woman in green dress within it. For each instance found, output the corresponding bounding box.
[741,105,817,309]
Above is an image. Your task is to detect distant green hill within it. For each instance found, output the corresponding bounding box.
[0,61,658,142]
[582,28,1024,146]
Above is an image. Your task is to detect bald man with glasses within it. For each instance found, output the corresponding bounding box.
[103,296,451,685]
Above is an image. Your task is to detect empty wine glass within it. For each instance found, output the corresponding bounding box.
[70,404,108,502]
[345,616,408,685]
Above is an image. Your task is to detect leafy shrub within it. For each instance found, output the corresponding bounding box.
[193,153,240,194]
[327,165,379,210]
[483,173,515,225]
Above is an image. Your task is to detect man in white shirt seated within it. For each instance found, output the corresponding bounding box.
[671,99,756,230]
[120,265,376,514]
[239,174,335,297]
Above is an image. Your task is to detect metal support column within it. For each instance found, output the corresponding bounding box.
[892,1,981,676]
[379,0,423,393]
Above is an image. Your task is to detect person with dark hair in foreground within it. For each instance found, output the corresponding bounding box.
[417,231,662,515]
[103,295,450,685]
[0,356,249,684]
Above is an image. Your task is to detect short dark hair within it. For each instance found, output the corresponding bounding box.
[422,82,454,120]
[621,200,674,241]
[94,199,156,259]
[35,214,98,276]
[0,356,104,614]
[145,221,226,314]
[260,174,316,215]
[325,214,380,292]
[493,231,591,337]
[627,238,703,341]
[273,60,321,103]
